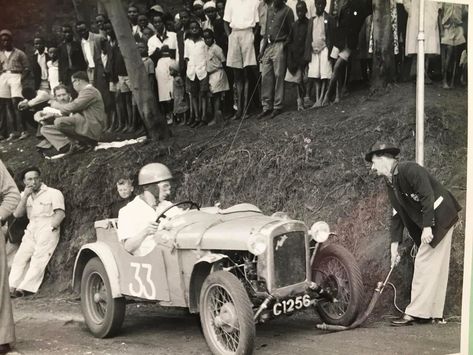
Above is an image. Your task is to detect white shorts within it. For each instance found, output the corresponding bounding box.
[0,73,22,98]
[330,46,351,62]
[227,29,257,69]
[308,47,332,79]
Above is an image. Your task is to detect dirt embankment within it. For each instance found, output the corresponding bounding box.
[1,82,467,317]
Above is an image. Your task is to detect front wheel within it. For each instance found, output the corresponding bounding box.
[81,257,126,338]
[199,271,255,355]
[312,243,363,326]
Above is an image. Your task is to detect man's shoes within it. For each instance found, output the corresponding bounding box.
[58,144,71,154]
[391,314,428,326]
[10,289,33,298]
[5,133,17,142]
[270,109,283,119]
[0,343,11,354]
[255,110,272,120]
[66,143,87,155]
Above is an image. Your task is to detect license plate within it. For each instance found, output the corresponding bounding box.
[272,294,312,316]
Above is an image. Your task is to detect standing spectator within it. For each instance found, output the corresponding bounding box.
[128,3,141,37]
[216,0,226,19]
[76,21,110,116]
[185,20,208,127]
[148,13,179,122]
[184,0,194,13]
[203,1,228,54]
[47,46,60,91]
[0,29,30,141]
[285,1,309,111]
[137,41,157,95]
[0,160,20,354]
[321,0,370,106]
[95,13,108,37]
[403,0,440,84]
[169,61,188,126]
[223,0,260,120]
[42,71,106,154]
[57,24,87,88]
[31,36,50,91]
[304,0,336,108]
[111,178,135,218]
[176,10,192,80]
[134,14,155,42]
[440,3,467,89]
[257,0,294,119]
[193,0,207,27]
[365,142,461,325]
[204,29,229,125]
[9,167,65,297]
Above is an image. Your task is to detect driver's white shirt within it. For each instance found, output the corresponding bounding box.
[117,196,182,256]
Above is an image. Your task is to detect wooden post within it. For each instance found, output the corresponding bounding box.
[99,0,169,139]
[415,0,425,166]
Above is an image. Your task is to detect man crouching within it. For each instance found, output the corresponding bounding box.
[117,163,183,256]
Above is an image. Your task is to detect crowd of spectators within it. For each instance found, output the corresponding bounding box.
[0,0,468,158]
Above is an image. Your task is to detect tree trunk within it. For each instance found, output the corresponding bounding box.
[371,0,395,88]
[99,0,169,139]
[72,0,92,26]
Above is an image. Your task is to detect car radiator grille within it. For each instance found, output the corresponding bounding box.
[272,232,306,288]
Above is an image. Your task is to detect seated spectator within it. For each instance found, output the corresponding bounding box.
[43,71,106,155]
[9,167,65,297]
[204,29,229,126]
[110,178,135,218]
[118,163,184,256]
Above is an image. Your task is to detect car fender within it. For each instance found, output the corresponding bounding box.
[188,252,228,313]
[72,242,122,298]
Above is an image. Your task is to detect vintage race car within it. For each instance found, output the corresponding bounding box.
[73,202,363,355]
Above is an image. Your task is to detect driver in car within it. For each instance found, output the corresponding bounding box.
[117,163,184,256]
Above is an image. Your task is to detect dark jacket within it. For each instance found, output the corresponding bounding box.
[386,161,462,248]
[30,51,49,90]
[303,12,336,64]
[333,0,372,51]
[58,40,87,85]
[287,17,309,74]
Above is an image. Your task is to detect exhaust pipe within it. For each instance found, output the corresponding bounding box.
[316,262,397,331]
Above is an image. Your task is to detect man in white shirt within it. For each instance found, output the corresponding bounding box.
[32,36,49,91]
[223,0,260,120]
[118,163,184,256]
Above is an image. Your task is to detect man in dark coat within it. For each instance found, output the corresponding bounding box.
[366,142,461,326]
[57,25,87,87]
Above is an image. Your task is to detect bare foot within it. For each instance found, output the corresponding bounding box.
[334,97,340,104]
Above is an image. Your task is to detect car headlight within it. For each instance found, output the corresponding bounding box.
[309,221,330,243]
[247,233,267,256]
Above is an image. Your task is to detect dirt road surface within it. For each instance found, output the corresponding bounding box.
[11,297,460,355]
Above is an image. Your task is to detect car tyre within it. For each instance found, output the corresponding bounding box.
[312,243,363,326]
[81,257,126,338]
[199,270,255,355]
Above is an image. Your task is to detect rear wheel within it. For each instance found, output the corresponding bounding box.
[199,271,255,355]
[81,257,126,338]
[312,244,363,326]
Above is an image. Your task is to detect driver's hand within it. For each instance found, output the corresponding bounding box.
[145,222,159,235]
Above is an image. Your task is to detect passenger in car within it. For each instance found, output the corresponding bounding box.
[117,163,183,256]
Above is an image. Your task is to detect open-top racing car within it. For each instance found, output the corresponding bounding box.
[73,202,363,355]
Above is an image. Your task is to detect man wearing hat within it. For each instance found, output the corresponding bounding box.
[366,142,461,325]
[0,29,30,141]
[117,163,184,256]
[203,1,228,54]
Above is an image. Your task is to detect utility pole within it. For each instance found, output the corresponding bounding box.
[415,0,425,166]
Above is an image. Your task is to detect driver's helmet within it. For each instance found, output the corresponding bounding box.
[138,163,173,186]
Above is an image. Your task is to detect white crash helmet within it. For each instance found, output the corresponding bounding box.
[138,163,173,186]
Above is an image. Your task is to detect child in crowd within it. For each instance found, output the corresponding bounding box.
[169,61,189,125]
[138,41,157,94]
[286,1,309,111]
[142,27,155,43]
[203,29,229,126]
[304,0,335,107]
[184,20,208,127]
[46,46,60,91]
[111,178,135,218]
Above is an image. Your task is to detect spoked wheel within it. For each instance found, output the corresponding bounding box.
[81,257,126,338]
[312,244,363,326]
[199,271,255,355]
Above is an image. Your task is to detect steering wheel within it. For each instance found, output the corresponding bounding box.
[155,200,200,222]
